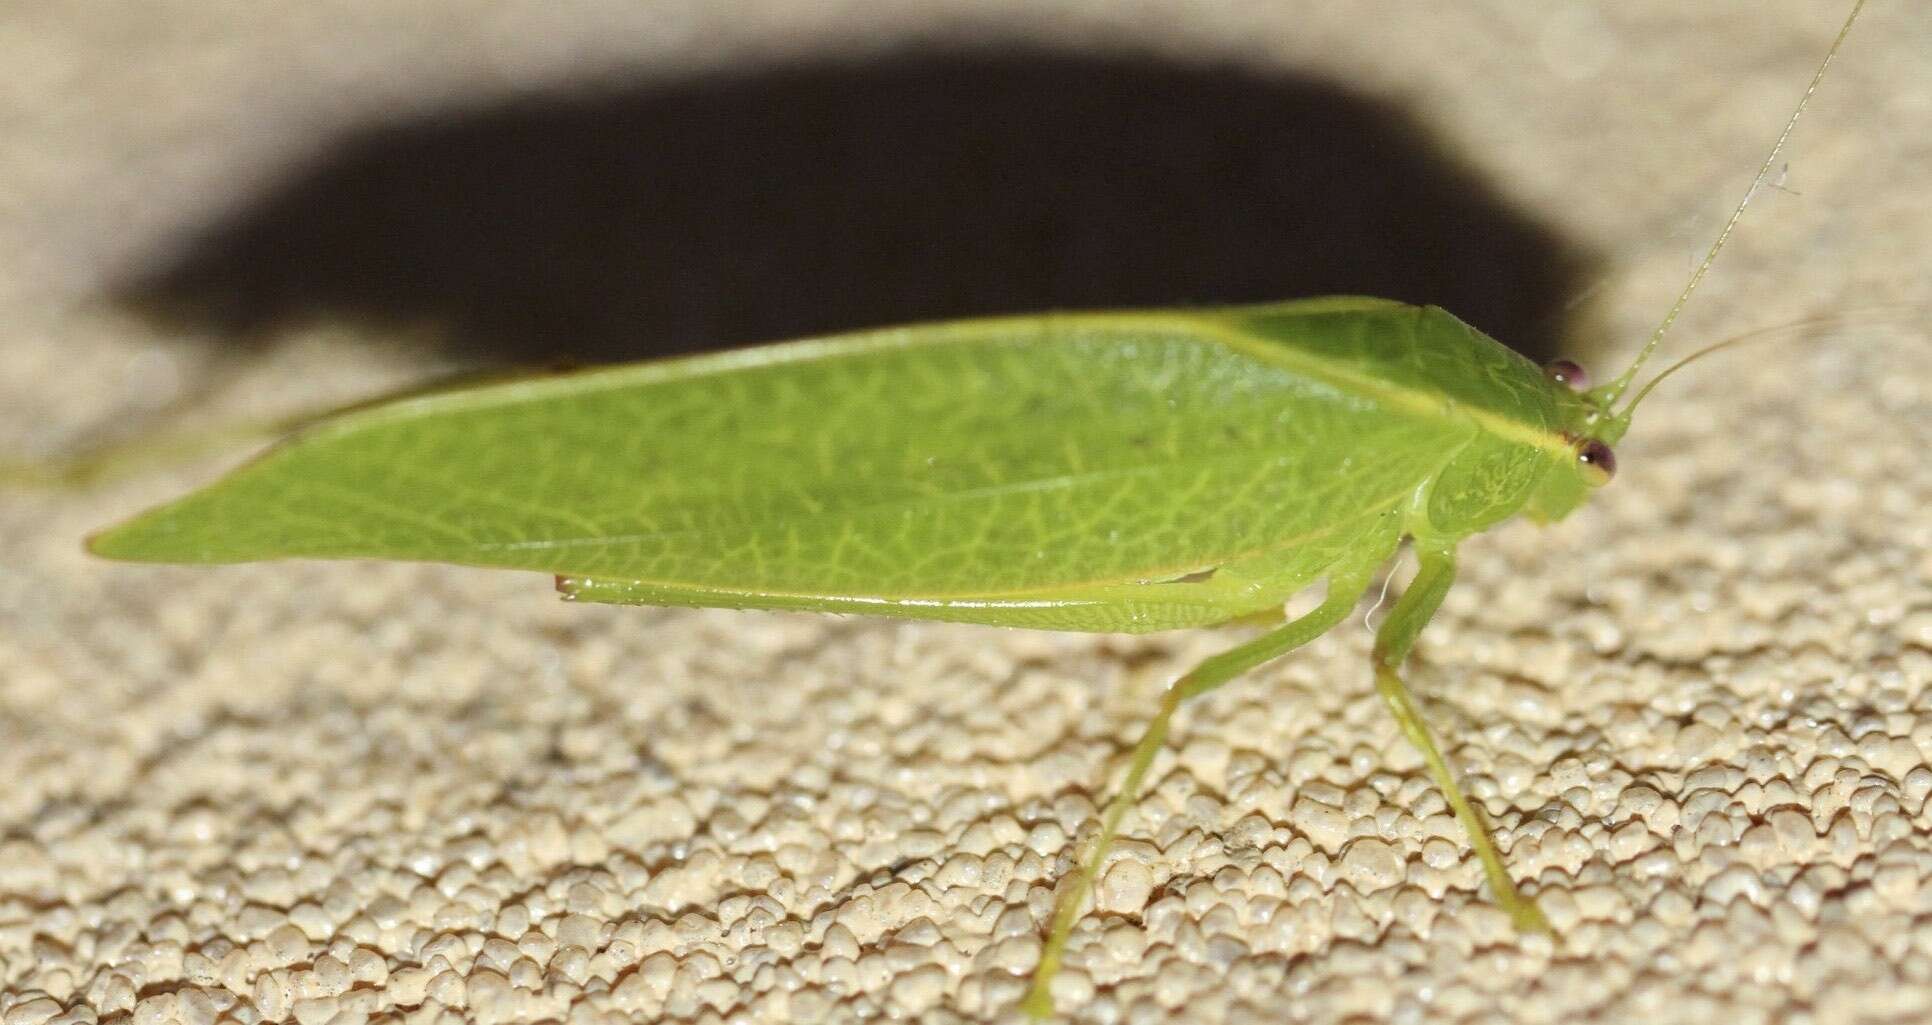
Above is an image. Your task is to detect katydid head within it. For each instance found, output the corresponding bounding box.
[1521,315,1790,522]
[1519,358,1621,523]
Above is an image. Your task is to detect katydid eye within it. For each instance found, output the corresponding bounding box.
[1577,439,1616,485]
[1544,359,1590,392]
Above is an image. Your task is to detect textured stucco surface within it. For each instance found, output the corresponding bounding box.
[4,3,1932,1024]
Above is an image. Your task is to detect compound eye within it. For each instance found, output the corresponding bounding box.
[1577,439,1616,485]
[1544,359,1591,392]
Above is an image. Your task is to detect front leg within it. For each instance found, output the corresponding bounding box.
[1371,541,1551,933]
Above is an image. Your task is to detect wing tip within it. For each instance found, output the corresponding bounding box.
[85,512,174,562]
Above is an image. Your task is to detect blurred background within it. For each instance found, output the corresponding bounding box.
[109,46,1588,369]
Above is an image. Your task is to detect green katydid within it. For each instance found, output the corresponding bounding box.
[88,2,1866,1016]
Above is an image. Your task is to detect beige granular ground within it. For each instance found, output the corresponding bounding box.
[5,3,1931,1024]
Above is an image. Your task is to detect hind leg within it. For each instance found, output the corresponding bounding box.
[1022,563,1379,1018]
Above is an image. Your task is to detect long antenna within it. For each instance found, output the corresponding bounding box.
[1619,304,1928,416]
[1602,0,1868,411]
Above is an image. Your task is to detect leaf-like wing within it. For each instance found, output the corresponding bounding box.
[93,301,1515,609]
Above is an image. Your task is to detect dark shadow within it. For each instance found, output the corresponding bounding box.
[114,44,1593,367]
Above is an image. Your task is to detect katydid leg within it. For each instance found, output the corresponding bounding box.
[1023,565,1378,1018]
[1370,543,1550,933]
